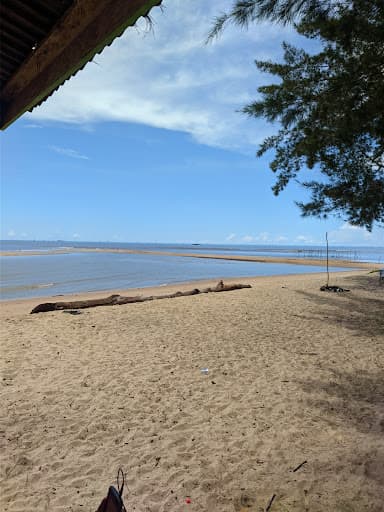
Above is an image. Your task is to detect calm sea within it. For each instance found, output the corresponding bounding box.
[1,240,382,300]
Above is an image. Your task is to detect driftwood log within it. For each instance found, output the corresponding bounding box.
[30,281,252,314]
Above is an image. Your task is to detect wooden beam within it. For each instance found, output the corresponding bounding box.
[0,0,162,129]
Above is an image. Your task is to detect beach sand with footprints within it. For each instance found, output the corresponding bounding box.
[1,270,383,511]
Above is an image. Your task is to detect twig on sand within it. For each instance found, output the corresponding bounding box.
[293,460,308,472]
[265,493,276,511]
[265,494,276,511]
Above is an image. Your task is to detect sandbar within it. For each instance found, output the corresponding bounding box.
[0,247,376,269]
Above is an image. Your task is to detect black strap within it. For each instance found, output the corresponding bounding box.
[116,468,125,498]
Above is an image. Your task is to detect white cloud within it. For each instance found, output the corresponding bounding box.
[28,0,298,151]
[340,222,360,231]
[72,233,80,239]
[328,223,383,245]
[23,124,42,129]
[257,232,273,242]
[295,235,317,244]
[226,228,383,246]
[7,229,16,237]
[241,232,293,243]
[49,146,89,160]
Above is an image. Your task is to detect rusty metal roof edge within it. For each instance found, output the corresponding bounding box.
[2,0,163,129]
[31,1,163,113]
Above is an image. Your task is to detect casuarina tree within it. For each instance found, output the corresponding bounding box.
[209,0,384,230]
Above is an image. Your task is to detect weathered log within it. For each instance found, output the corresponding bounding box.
[30,282,252,314]
[201,282,252,294]
[30,294,141,313]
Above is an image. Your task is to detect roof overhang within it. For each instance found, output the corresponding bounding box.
[0,0,162,130]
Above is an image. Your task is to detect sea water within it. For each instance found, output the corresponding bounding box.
[1,241,381,300]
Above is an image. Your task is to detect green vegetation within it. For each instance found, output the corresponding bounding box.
[210,1,384,230]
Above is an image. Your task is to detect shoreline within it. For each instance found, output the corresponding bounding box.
[0,247,378,269]
[1,250,379,308]
[0,269,371,316]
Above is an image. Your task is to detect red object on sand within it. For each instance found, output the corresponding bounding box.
[185,497,192,504]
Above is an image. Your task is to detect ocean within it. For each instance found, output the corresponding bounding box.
[1,240,382,300]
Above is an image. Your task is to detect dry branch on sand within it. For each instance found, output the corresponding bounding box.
[30,281,252,314]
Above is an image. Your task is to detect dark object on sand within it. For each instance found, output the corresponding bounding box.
[320,285,350,292]
[63,310,82,315]
[30,281,252,313]
[265,493,277,511]
[292,460,308,472]
[96,468,126,512]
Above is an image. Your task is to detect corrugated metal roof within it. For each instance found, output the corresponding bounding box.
[0,0,74,91]
[0,0,163,129]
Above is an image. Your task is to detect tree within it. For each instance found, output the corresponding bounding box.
[208,0,336,36]
[209,0,384,230]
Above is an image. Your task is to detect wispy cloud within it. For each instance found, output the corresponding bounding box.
[225,227,383,246]
[23,123,43,129]
[295,235,317,244]
[241,232,291,243]
[328,223,383,245]
[49,145,89,160]
[29,0,299,152]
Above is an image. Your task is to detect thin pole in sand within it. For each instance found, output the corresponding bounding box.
[326,231,330,287]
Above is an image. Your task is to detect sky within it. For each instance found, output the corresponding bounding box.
[1,0,383,247]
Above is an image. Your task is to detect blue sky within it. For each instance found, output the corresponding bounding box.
[1,0,383,247]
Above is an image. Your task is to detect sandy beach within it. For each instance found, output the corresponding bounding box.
[1,270,383,511]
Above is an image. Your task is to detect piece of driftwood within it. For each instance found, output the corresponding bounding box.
[30,281,252,314]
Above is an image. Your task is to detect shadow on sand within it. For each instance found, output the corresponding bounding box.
[301,367,384,436]
[296,274,384,504]
[293,273,384,338]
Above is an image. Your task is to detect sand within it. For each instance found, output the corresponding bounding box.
[1,270,383,512]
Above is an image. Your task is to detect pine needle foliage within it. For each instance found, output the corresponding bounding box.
[209,0,384,229]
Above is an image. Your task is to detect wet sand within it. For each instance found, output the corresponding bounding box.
[1,270,383,511]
